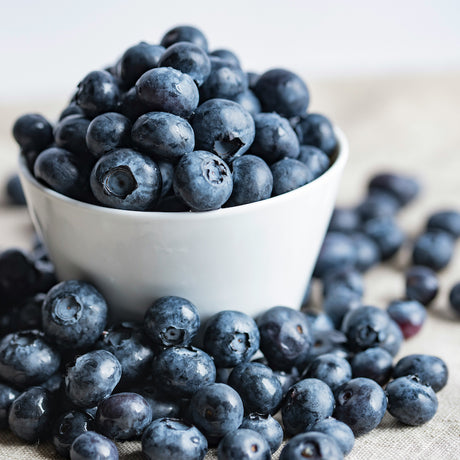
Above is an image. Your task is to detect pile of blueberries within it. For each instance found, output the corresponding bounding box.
[12,25,337,213]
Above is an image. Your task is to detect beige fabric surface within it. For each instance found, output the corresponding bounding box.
[0,73,459,459]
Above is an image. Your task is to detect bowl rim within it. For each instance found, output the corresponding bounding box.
[19,126,348,221]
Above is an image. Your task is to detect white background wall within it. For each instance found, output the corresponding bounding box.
[1,0,459,103]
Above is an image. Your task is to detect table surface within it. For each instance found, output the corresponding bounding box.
[0,73,459,459]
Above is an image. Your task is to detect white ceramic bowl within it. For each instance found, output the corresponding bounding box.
[19,128,348,321]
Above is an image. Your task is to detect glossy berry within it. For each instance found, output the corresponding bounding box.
[190,383,244,440]
[357,191,400,222]
[227,155,273,206]
[323,268,364,298]
[270,158,313,196]
[250,112,300,164]
[368,172,420,207]
[90,148,162,211]
[334,378,387,436]
[136,67,199,118]
[393,354,448,392]
[95,392,152,440]
[298,145,330,179]
[173,150,233,211]
[426,210,460,238]
[131,111,195,162]
[160,25,209,51]
[303,353,352,392]
[274,367,300,396]
[142,418,208,460]
[8,387,54,442]
[412,230,455,271]
[279,432,343,460]
[190,98,255,163]
[228,362,283,415]
[240,414,283,454]
[294,113,337,157]
[210,48,241,66]
[157,160,174,197]
[144,296,200,348]
[54,114,91,156]
[86,112,131,157]
[12,113,53,152]
[310,417,354,456]
[151,346,216,398]
[232,90,262,116]
[217,428,271,460]
[6,174,26,205]
[203,310,260,368]
[305,330,349,367]
[117,87,149,122]
[380,319,403,357]
[349,232,381,272]
[386,376,438,426]
[42,280,107,349]
[256,306,312,371]
[134,386,182,420]
[363,217,405,260]
[254,68,309,118]
[449,282,460,314]
[0,383,19,429]
[405,265,439,306]
[387,299,427,339]
[70,431,118,460]
[52,410,94,457]
[351,347,393,385]
[281,378,335,436]
[328,208,360,234]
[0,330,60,388]
[65,350,122,408]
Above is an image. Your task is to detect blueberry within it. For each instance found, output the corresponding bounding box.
[42,280,107,349]
[0,383,19,429]
[8,387,54,442]
[161,25,209,52]
[449,282,460,314]
[173,150,233,211]
[303,354,352,392]
[249,112,300,164]
[52,410,94,457]
[54,114,91,156]
[65,350,122,408]
[393,354,448,392]
[426,210,460,238]
[190,383,244,440]
[118,42,165,87]
[362,216,405,260]
[117,87,149,121]
[96,323,154,386]
[209,49,240,66]
[0,330,60,388]
[70,431,118,460]
[341,305,392,352]
[59,102,85,121]
[12,113,53,152]
[76,70,120,118]
[412,230,455,271]
[136,67,199,118]
[142,417,208,460]
[254,68,309,118]
[200,57,248,101]
[313,232,357,279]
[151,346,216,398]
[282,378,335,435]
[294,113,337,157]
[190,98,255,163]
[310,417,354,456]
[386,376,438,425]
[34,147,91,200]
[273,367,300,396]
[256,306,312,371]
[157,160,175,197]
[380,318,403,357]
[232,90,262,116]
[357,191,400,221]
[203,310,260,368]
[228,362,283,415]
[227,155,273,206]
[297,145,330,179]
[217,428,271,460]
[323,268,364,298]
[328,208,361,234]
[270,158,314,196]
[334,377,387,436]
[95,392,152,440]
[131,111,195,162]
[304,330,349,366]
[387,299,427,339]
[159,42,211,86]
[6,174,26,205]
[90,148,162,211]
[240,414,283,454]
[86,112,131,157]
[135,386,182,420]
[279,432,343,460]
[405,265,438,306]
[368,172,420,207]
[349,232,381,272]
[351,347,393,385]
[304,311,335,333]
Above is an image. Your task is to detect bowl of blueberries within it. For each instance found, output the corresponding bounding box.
[16,25,348,320]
